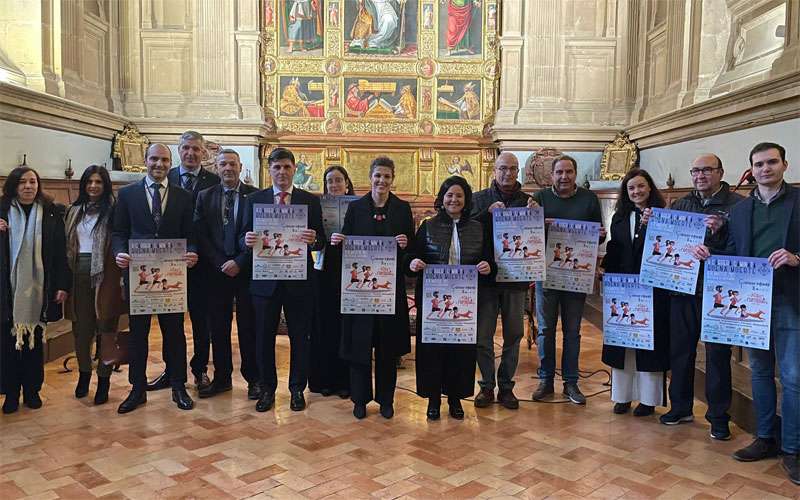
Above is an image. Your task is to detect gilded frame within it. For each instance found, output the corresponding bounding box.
[600,132,638,181]
[112,125,150,173]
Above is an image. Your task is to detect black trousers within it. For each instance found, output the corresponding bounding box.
[128,313,187,391]
[207,270,257,384]
[350,326,397,406]
[1,325,44,396]
[252,284,311,393]
[669,294,732,425]
[187,266,211,377]
[415,341,476,399]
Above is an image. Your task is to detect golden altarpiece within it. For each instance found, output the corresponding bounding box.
[259,0,500,219]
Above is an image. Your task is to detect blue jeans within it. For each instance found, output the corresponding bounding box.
[535,286,586,385]
[748,303,800,454]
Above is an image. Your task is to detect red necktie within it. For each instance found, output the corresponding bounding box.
[278,192,288,205]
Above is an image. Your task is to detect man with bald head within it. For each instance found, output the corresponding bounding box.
[660,153,743,439]
[112,143,200,413]
[470,151,537,409]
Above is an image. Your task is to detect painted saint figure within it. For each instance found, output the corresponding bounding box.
[445,0,479,55]
[284,0,323,52]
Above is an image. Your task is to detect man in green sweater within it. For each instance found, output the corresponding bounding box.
[532,155,605,404]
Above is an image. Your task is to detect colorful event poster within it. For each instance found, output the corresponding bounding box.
[421,265,478,344]
[701,256,773,350]
[602,273,654,350]
[252,204,308,280]
[128,239,187,315]
[543,219,601,294]
[638,208,706,294]
[340,236,397,315]
[493,207,546,282]
[321,194,359,237]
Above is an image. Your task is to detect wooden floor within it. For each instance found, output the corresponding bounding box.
[1,319,798,499]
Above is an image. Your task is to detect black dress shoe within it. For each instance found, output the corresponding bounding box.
[353,404,367,419]
[146,371,170,391]
[337,389,350,399]
[732,437,780,462]
[290,391,306,411]
[782,454,800,485]
[633,403,654,417]
[75,371,91,398]
[613,402,631,414]
[172,388,195,410]
[247,383,263,400]
[380,404,394,419]
[198,379,232,399]
[23,391,42,409]
[2,396,19,414]
[320,388,333,397]
[94,377,110,405]
[118,390,146,414]
[448,398,464,420]
[427,398,441,421]
[194,373,211,390]
[255,391,275,412]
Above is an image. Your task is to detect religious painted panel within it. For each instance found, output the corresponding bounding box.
[343,0,419,57]
[278,76,326,118]
[344,149,418,194]
[435,78,481,120]
[278,0,325,56]
[343,76,418,119]
[438,0,482,58]
[435,151,480,189]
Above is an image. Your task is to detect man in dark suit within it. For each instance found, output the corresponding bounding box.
[242,147,325,412]
[148,131,221,392]
[194,149,259,399]
[112,143,199,413]
[694,142,799,485]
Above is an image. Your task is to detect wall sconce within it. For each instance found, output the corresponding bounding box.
[65,158,74,179]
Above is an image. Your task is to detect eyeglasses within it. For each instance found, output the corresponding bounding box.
[689,166,721,176]
[496,166,519,174]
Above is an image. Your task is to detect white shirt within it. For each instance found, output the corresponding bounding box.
[77,213,98,253]
[144,176,169,212]
[272,184,294,205]
[449,219,461,265]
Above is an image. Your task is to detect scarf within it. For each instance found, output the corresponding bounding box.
[65,203,108,287]
[8,200,45,350]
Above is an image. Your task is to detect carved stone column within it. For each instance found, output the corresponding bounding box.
[118,0,145,116]
[772,0,800,73]
[0,0,47,91]
[235,0,262,121]
[495,0,524,124]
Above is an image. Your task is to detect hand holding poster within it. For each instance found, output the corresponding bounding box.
[639,208,706,293]
[340,236,397,315]
[129,239,187,315]
[321,194,359,237]
[252,204,308,280]
[602,273,654,350]
[543,219,601,294]
[701,256,773,350]
[493,207,546,282]
[421,265,478,344]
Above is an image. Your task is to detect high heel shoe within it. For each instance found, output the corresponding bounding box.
[427,398,441,420]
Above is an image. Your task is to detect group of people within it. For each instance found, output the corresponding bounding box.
[0,133,797,484]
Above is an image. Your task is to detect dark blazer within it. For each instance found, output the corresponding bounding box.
[600,208,669,372]
[723,183,800,309]
[239,187,326,298]
[0,201,71,324]
[168,166,220,203]
[194,183,258,271]
[111,178,198,259]
[339,193,415,364]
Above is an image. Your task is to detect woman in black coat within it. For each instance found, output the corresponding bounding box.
[0,167,71,414]
[309,165,355,398]
[407,176,494,420]
[330,156,415,420]
[599,168,669,417]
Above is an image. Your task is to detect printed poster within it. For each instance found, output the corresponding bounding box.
[639,208,706,294]
[252,204,308,280]
[602,273,654,350]
[340,236,397,315]
[321,194,359,237]
[129,239,187,315]
[493,207,546,282]
[543,219,601,294]
[701,256,773,350]
[421,265,478,344]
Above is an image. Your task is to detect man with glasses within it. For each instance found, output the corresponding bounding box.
[660,154,743,440]
[531,155,605,405]
[470,152,537,409]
